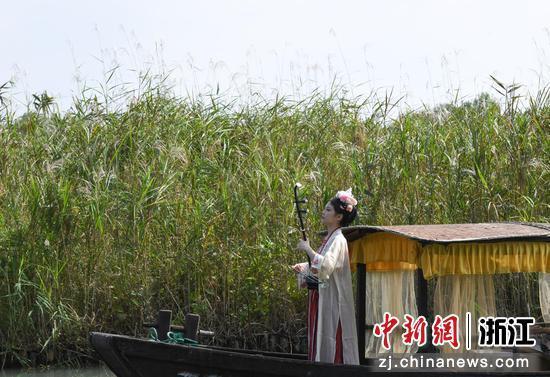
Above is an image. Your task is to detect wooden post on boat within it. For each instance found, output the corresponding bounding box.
[356,263,366,363]
[185,313,200,341]
[157,310,172,341]
[416,268,435,352]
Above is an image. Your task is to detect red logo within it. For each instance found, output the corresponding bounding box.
[402,314,428,347]
[432,314,460,349]
[373,312,400,350]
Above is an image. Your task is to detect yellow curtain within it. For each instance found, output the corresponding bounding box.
[349,232,419,272]
[420,242,550,280]
[348,232,549,278]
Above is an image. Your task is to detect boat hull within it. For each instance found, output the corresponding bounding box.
[90,332,550,377]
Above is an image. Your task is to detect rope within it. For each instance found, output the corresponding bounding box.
[148,327,199,345]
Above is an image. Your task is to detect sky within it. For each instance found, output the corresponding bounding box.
[2,0,550,112]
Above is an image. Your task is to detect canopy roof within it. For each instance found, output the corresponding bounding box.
[338,222,550,278]
[341,222,550,244]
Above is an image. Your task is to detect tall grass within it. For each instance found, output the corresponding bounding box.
[0,75,548,367]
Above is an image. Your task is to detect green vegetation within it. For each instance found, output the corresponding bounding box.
[0,75,548,367]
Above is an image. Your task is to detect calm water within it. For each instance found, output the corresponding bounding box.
[0,366,114,377]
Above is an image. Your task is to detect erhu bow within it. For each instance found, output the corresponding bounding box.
[293,183,318,289]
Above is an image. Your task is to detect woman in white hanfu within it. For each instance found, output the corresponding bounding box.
[292,189,360,365]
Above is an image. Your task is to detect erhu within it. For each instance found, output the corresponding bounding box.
[293,183,319,290]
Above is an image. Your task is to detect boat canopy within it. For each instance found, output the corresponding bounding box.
[341,223,550,279]
[332,222,550,357]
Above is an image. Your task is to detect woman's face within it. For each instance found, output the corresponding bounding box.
[321,201,343,228]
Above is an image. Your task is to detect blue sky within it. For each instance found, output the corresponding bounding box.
[2,0,550,112]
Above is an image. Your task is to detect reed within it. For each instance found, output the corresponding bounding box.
[0,75,548,367]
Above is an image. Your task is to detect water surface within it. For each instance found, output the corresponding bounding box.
[0,366,114,377]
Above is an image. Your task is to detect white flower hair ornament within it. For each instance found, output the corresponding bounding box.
[335,188,358,212]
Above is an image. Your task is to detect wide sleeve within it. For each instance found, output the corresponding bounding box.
[311,235,346,281]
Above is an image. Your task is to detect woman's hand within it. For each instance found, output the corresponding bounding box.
[297,239,312,252]
[297,239,316,260]
[292,263,306,273]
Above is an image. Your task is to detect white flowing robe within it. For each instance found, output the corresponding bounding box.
[298,228,360,364]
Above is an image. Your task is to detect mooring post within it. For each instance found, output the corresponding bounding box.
[157,309,172,341]
[185,313,200,341]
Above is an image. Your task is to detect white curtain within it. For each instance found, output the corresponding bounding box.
[540,273,550,323]
[364,270,418,356]
[364,271,548,356]
[433,274,496,353]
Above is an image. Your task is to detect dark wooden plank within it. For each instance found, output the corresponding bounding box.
[416,268,436,353]
[356,263,366,364]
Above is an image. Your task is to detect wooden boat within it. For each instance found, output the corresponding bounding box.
[91,222,550,376]
[89,331,550,376]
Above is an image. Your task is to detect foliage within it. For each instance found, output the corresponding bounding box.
[0,76,548,366]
